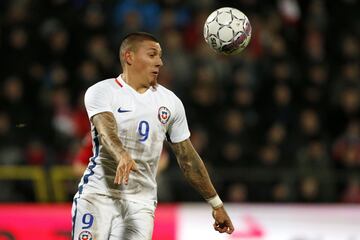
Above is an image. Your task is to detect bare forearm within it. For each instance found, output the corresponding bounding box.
[99,132,125,160]
[171,139,217,199]
[181,153,217,199]
[92,112,125,162]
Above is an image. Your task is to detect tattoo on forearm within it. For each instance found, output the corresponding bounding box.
[171,139,217,199]
[92,112,125,161]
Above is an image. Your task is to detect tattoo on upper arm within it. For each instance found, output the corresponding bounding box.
[171,140,192,161]
[171,139,200,170]
[91,112,118,135]
[91,112,125,159]
[171,139,217,199]
[171,140,188,158]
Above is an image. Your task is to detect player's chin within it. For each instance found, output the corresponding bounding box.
[149,76,158,87]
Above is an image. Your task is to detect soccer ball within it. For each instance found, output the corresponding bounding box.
[203,7,252,55]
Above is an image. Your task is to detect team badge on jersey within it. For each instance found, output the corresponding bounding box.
[78,231,93,240]
[158,106,171,124]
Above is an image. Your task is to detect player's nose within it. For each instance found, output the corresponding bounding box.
[156,57,163,67]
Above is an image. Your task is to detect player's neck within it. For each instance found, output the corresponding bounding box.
[121,73,148,94]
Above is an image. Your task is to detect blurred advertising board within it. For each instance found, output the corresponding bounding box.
[0,204,359,240]
[178,204,360,240]
[0,204,175,240]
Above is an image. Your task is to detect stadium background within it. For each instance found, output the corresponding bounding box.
[0,0,359,239]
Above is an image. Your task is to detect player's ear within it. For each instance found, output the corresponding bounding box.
[124,51,134,66]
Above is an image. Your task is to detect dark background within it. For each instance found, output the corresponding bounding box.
[0,0,359,204]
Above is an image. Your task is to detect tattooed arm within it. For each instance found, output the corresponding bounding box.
[170,139,234,234]
[91,112,138,184]
[170,138,217,199]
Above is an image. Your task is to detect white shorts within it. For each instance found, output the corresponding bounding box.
[72,194,155,240]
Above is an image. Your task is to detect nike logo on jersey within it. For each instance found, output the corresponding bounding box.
[117,107,132,113]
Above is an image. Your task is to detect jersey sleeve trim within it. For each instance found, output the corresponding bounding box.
[88,110,113,120]
[169,131,191,143]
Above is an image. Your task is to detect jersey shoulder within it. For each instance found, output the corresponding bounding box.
[156,84,180,101]
[88,78,118,91]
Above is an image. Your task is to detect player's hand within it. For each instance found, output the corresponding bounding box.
[212,206,234,234]
[114,150,139,185]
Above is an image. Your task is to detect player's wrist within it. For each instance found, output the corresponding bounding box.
[118,148,128,157]
[206,195,223,209]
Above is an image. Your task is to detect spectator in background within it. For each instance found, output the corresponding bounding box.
[112,0,160,41]
[340,176,360,203]
[295,138,334,201]
[297,176,323,202]
[25,139,46,166]
[265,122,292,166]
[301,63,330,109]
[4,27,32,75]
[332,120,360,169]
[190,126,214,164]
[226,182,248,203]
[1,76,30,128]
[340,35,359,62]
[48,86,85,166]
[257,143,282,169]
[253,144,285,201]
[86,35,116,75]
[303,28,326,64]
[161,29,193,93]
[187,64,223,132]
[271,181,294,202]
[76,59,101,89]
[296,138,331,175]
[219,109,253,167]
[333,87,359,133]
[331,62,359,104]
[262,83,296,129]
[0,111,23,166]
[231,86,258,128]
[42,25,72,67]
[71,92,90,139]
[293,108,327,147]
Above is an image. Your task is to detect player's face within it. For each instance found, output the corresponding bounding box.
[133,40,163,87]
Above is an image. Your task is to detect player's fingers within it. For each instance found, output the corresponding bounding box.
[226,227,234,234]
[124,164,133,185]
[226,220,234,234]
[213,222,228,233]
[117,173,124,185]
[124,172,130,185]
[124,175,129,185]
[114,171,120,184]
[213,223,220,232]
[225,225,234,234]
[114,167,124,184]
[215,226,227,233]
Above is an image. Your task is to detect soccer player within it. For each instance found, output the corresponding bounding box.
[72,32,234,240]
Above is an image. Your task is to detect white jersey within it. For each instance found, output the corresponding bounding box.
[75,75,190,206]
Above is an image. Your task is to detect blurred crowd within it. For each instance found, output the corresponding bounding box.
[0,0,359,203]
